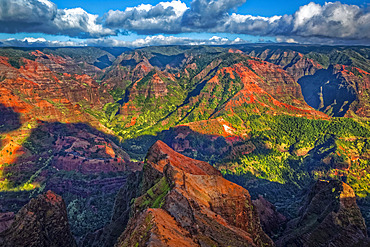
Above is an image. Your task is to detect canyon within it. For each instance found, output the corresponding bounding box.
[0,45,369,246]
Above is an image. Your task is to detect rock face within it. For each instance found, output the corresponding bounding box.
[0,212,14,233]
[0,46,369,246]
[277,180,368,247]
[103,51,154,90]
[81,171,142,247]
[244,49,323,81]
[117,208,197,247]
[243,47,370,118]
[103,48,328,144]
[114,141,273,247]
[125,72,171,101]
[0,121,142,237]
[0,191,76,247]
[0,53,112,131]
[298,65,359,117]
[252,196,287,237]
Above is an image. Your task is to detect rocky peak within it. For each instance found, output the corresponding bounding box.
[277,180,368,247]
[116,141,273,247]
[0,191,76,247]
[146,140,221,176]
[127,71,170,100]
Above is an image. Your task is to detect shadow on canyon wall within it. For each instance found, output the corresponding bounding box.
[0,103,369,239]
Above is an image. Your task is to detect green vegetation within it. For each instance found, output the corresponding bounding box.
[218,113,370,196]
[1,45,369,237]
[0,48,36,68]
[305,48,370,72]
[78,49,369,204]
[66,191,117,236]
[103,102,121,122]
[134,177,170,211]
[43,47,113,64]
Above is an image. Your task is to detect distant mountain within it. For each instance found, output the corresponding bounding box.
[101,47,327,141]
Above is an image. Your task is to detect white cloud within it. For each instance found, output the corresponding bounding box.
[88,35,249,47]
[222,2,370,40]
[0,35,249,48]
[181,0,246,30]
[0,37,83,47]
[293,2,322,30]
[0,0,56,31]
[276,37,298,43]
[0,0,115,37]
[53,8,115,37]
[105,0,188,34]
[103,0,370,43]
[290,2,370,40]
[0,0,369,43]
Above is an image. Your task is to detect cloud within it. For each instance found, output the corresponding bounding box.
[52,8,115,38]
[275,37,298,44]
[103,0,370,43]
[181,0,246,30]
[104,0,247,34]
[104,0,188,34]
[0,0,369,44]
[0,0,115,38]
[207,1,370,40]
[0,37,83,47]
[86,35,248,47]
[291,2,370,39]
[0,35,248,48]
[0,0,57,33]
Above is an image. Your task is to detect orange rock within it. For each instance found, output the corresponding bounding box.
[117,141,274,247]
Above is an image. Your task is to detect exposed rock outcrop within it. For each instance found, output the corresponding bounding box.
[0,191,76,247]
[0,212,14,233]
[277,180,368,247]
[252,195,287,237]
[244,47,370,118]
[117,208,197,247]
[115,141,273,247]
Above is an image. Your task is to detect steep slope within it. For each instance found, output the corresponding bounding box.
[0,45,369,243]
[242,47,323,81]
[241,45,370,118]
[116,140,273,247]
[98,48,370,233]
[118,208,197,247]
[101,50,326,140]
[277,180,369,247]
[252,196,287,237]
[81,171,143,247]
[0,48,141,237]
[102,50,155,90]
[86,141,273,247]
[297,65,366,117]
[0,212,14,233]
[0,54,112,129]
[0,121,142,237]
[0,191,76,247]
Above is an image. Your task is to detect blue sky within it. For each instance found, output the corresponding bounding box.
[54,0,367,16]
[0,0,369,47]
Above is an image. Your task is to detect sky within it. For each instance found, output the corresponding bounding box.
[0,0,369,47]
